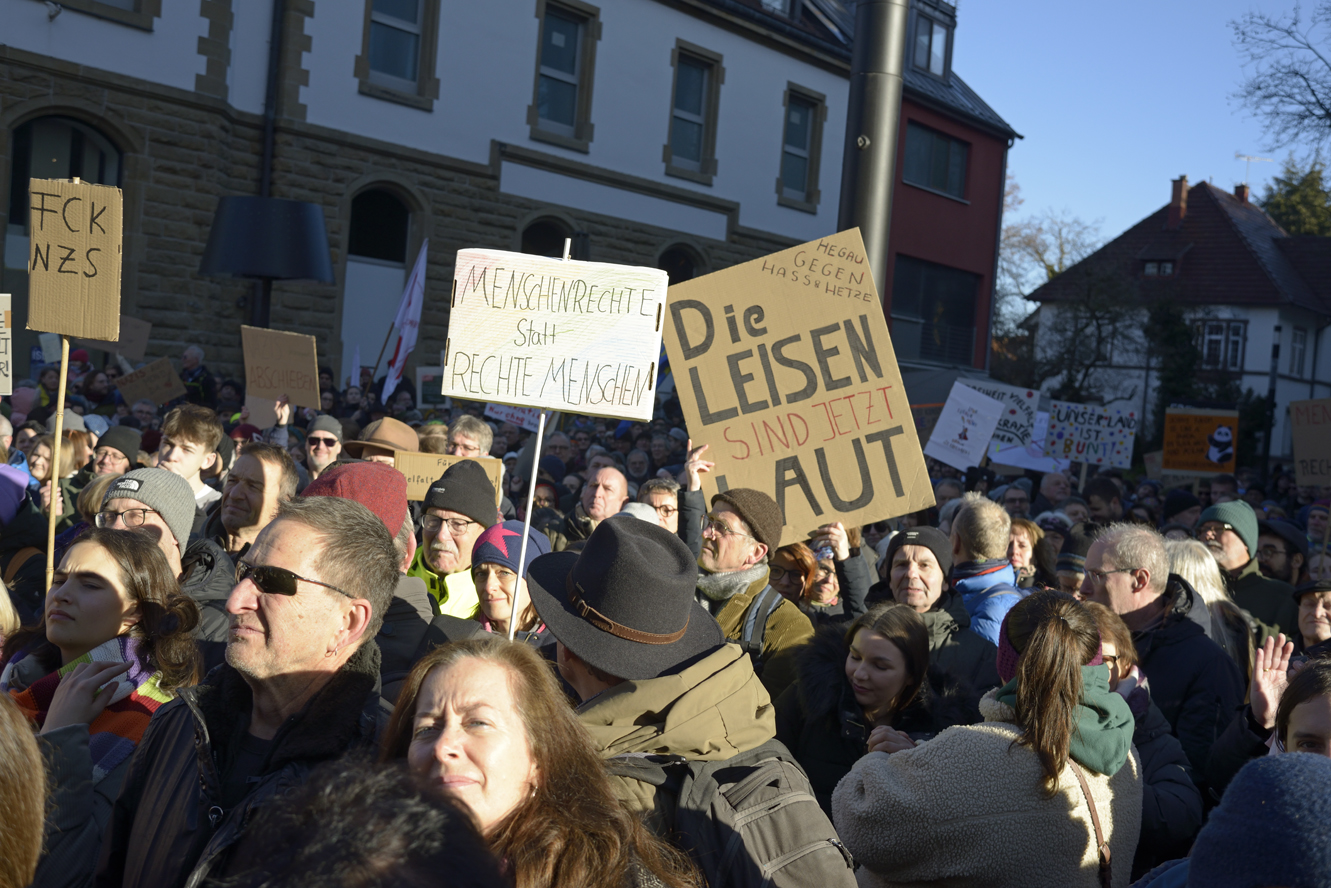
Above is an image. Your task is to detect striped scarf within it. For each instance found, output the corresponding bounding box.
[2,636,173,783]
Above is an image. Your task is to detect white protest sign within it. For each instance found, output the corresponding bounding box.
[989,410,1073,474]
[441,249,667,421]
[39,333,62,365]
[924,381,1004,471]
[960,379,1038,452]
[484,402,544,432]
[0,295,11,396]
[1044,401,1139,468]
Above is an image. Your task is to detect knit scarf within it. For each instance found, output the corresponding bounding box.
[2,636,173,784]
[696,563,770,602]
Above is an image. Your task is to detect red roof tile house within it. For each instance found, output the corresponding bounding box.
[1026,176,1331,460]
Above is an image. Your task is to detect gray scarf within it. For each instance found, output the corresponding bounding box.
[696,563,771,604]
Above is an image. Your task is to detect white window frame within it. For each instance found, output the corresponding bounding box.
[1199,320,1247,371]
[367,0,424,93]
[1291,327,1308,377]
[537,8,583,137]
[670,57,710,172]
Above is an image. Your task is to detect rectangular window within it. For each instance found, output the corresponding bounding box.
[356,0,440,109]
[891,255,979,366]
[527,0,601,152]
[663,41,724,185]
[776,84,826,212]
[1198,320,1247,371]
[1291,327,1308,377]
[913,14,949,77]
[903,122,968,199]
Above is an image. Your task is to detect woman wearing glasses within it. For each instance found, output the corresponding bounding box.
[1,529,199,888]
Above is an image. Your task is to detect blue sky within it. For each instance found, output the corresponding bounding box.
[953,0,1300,239]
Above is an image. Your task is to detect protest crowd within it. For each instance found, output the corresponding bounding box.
[1,339,1330,888]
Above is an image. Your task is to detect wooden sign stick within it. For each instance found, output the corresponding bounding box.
[509,409,548,642]
[45,336,69,592]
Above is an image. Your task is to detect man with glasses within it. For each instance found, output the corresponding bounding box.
[302,415,343,482]
[1000,484,1031,519]
[407,459,499,618]
[694,488,812,699]
[96,496,400,888]
[1082,522,1243,776]
[638,477,682,534]
[444,414,492,459]
[1257,519,1310,587]
[1198,501,1299,637]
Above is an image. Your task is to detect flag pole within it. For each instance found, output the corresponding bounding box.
[45,336,70,592]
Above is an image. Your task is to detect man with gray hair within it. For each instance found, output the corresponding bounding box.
[179,343,217,408]
[445,414,493,458]
[1082,522,1243,776]
[948,491,1023,646]
[96,495,400,888]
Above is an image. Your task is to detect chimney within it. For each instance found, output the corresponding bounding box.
[1166,175,1188,229]
[1235,183,1250,203]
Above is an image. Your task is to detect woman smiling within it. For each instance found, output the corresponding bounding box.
[1,529,199,888]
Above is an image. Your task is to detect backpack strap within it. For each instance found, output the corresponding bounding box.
[1068,759,1111,888]
[3,547,42,587]
[738,585,783,666]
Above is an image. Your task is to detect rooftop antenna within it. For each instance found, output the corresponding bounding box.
[1235,152,1273,186]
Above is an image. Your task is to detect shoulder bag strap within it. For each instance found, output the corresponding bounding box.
[3,547,42,587]
[1067,759,1111,888]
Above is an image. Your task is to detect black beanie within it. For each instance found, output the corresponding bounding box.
[421,460,499,527]
[883,526,953,577]
[98,426,142,461]
[1162,488,1201,522]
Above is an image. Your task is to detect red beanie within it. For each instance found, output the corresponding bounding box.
[302,462,408,535]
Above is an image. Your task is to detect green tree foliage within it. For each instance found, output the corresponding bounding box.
[1260,155,1331,235]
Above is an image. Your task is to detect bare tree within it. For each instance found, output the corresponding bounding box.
[1031,267,1143,405]
[1233,2,1331,148]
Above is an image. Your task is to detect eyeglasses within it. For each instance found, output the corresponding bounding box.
[769,565,798,582]
[1101,654,1120,670]
[1084,567,1139,583]
[235,561,351,598]
[96,507,160,529]
[703,516,754,541]
[307,436,339,449]
[422,514,478,536]
[865,521,890,533]
[1258,545,1290,560]
[651,503,679,518]
[1198,522,1235,538]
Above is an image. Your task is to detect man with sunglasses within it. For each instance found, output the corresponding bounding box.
[1198,501,1300,637]
[96,496,400,888]
[1082,522,1243,777]
[302,415,344,482]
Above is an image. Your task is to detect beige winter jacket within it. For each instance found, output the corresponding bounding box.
[832,692,1142,888]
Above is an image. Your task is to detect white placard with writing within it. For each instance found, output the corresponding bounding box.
[924,381,1004,471]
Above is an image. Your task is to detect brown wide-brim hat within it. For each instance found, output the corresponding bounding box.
[528,518,723,681]
[342,417,418,457]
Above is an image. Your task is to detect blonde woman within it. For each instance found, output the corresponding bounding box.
[27,435,80,533]
[1165,539,1253,681]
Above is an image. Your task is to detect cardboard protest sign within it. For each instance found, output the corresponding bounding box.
[484,403,544,432]
[0,295,11,396]
[74,315,152,362]
[115,357,187,406]
[1290,398,1331,488]
[1044,401,1139,468]
[441,249,667,421]
[1162,407,1239,476]
[959,380,1038,454]
[394,451,505,505]
[990,411,1073,474]
[664,229,934,544]
[242,325,321,410]
[26,178,122,340]
[924,381,1004,472]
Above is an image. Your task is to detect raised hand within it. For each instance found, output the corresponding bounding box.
[1251,633,1295,730]
[678,439,714,492]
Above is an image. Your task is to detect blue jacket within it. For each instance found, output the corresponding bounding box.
[951,560,1024,646]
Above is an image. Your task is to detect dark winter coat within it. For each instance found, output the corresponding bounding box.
[1127,690,1204,879]
[798,553,871,626]
[93,642,388,888]
[1226,558,1299,638]
[376,574,485,704]
[774,624,980,815]
[178,538,235,674]
[920,589,1003,694]
[1201,705,1271,800]
[678,488,704,559]
[1133,579,1245,779]
[1,499,51,624]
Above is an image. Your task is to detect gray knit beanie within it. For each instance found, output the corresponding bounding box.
[102,468,196,551]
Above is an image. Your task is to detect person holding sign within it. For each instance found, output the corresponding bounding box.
[407,461,499,620]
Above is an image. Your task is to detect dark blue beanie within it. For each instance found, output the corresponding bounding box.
[471,520,550,576]
[1189,753,1331,887]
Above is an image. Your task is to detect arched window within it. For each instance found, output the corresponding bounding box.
[658,244,703,283]
[341,187,412,389]
[521,217,572,258]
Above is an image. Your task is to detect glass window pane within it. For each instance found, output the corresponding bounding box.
[903,124,930,187]
[538,75,578,127]
[929,133,950,190]
[946,141,966,197]
[373,0,419,25]
[782,151,808,195]
[369,22,419,82]
[914,18,931,70]
[785,100,811,150]
[672,118,703,163]
[541,11,580,76]
[674,59,707,117]
[930,22,947,75]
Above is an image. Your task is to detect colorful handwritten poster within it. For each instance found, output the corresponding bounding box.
[1044,401,1138,468]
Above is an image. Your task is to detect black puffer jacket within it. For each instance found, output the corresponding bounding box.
[93,642,388,888]
[179,539,235,674]
[1126,688,1203,879]
[377,575,485,703]
[774,623,980,815]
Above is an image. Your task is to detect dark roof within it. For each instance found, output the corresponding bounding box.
[901,66,1020,140]
[1027,182,1331,317]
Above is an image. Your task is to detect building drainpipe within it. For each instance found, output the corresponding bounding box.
[251,0,287,327]
[836,0,909,308]
[985,138,1012,373]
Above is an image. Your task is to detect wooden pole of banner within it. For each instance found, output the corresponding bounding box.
[1078,461,1089,493]
[510,409,548,641]
[1320,511,1331,578]
[44,337,70,592]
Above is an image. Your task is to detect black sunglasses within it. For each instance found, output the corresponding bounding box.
[235,561,351,598]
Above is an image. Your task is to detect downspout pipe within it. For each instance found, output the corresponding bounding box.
[252,0,286,326]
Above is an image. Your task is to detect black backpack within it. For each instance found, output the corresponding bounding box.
[608,740,856,888]
[736,585,784,677]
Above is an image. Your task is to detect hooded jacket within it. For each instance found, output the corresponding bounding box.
[1226,558,1299,638]
[920,588,1003,693]
[578,643,776,831]
[950,560,1024,646]
[406,546,479,620]
[93,642,387,888]
[178,539,235,674]
[774,623,980,814]
[701,572,813,701]
[832,679,1142,888]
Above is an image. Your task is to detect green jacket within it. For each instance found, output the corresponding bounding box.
[578,644,776,830]
[406,546,479,620]
[920,589,1002,693]
[706,574,814,702]
[1227,558,1298,638]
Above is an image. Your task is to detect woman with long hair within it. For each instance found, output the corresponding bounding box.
[27,434,80,533]
[0,693,46,888]
[834,590,1142,888]
[382,637,701,888]
[1,528,200,888]
[1165,538,1253,679]
[774,602,978,814]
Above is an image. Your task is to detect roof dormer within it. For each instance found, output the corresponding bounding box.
[910,0,956,81]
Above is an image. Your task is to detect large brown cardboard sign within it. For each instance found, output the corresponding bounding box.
[115,357,187,406]
[664,229,934,546]
[241,326,321,412]
[27,178,122,340]
[394,451,505,506]
[75,315,152,362]
[1290,398,1331,488]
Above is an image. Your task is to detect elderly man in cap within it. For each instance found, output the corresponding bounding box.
[95,496,399,888]
[92,426,141,476]
[302,415,344,482]
[407,460,499,619]
[527,518,855,885]
[692,488,812,700]
[342,417,418,465]
[1199,500,1299,637]
[883,526,1000,693]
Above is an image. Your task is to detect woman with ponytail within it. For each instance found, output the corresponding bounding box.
[1,528,199,888]
[833,590,1142,888]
